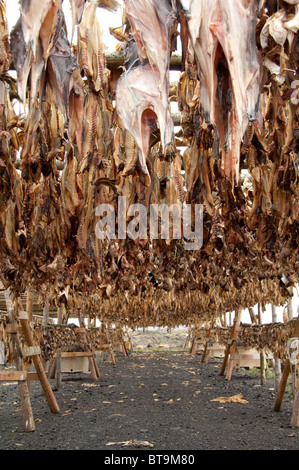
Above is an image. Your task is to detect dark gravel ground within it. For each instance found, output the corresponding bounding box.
[0,348,298,452]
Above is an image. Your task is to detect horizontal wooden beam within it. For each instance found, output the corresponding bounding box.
[0,370,27,381]
[9,52,183,75]
[106,52,182,72]
[55,352,94,358]
[22,345,41,357]
[0,370,48,381]
[5,323,20,334]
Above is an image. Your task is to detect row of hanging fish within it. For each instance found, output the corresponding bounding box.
[0,0,297,327]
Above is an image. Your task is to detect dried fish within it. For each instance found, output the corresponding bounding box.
[0,0,297,335]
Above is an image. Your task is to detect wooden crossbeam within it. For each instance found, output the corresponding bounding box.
[57,351,94,358]
[0,371,43,382]
[5,324,20,334]
[22,346,41,357]
[0,370,27,381]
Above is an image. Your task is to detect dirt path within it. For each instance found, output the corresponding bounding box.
[0,338,298,451]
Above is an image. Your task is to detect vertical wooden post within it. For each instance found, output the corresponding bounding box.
[290,363,299,427]
[272,305,281,392]
[248,307,257,324]
[43,299,49,326]
[120,327,128,356]
[260,352,266,385]
[189,326,197,354]
[78,315,100,379]
[42,299,50,371]
[226,308,246,380]
[201,322,214,364]
[4,290,35,432]
[56,307,62,389]
[26,289,33,322]
[225,336,238,380]
[219,309,242,376]
[290,391,299,427]
[48,352,56,379]
[274,315,299,412]
[105,326,116,366]
[258,304,266,385]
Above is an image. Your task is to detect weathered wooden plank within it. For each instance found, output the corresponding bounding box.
[59,351,94,358]
[5,324,20,334]
[27,372,45,381]
[105,51,182,71]
[19,310,29,320]
[22,346,41,357]
[0,370,27,381]
[75,328,87,334]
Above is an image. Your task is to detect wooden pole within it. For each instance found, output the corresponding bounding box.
[225,336,238,380]
[274,314,299,412]
[258,303,266,385]
[78,314,100,379]
[201,323,214,363]
[4,290,35,432]
[290,320,299,426]
[56,307,62,389]
[272,305,282,392]
[225,306,252,380]
[19,311,60,414]
[26,289,33,321]
[274,361,291,412]
[42,299,50,371]
[248,307,257,324]
[105,326,117,366]
[10,51,183,76]
[290,362,299,427]
[219,309,242,376]
[43,299,49,326]
[105,51,182,72]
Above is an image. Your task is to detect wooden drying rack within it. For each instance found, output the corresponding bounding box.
[46,323,130,388]
[188,310,299,427]
[0,291,59,432]
[0,290,131,431]
[219,310,299,427]
[47,326,101,388]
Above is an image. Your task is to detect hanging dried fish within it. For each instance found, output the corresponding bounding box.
[116,63,174,185]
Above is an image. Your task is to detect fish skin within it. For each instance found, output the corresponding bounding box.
[122,129,139,176]
[116,63,174,186]
[0,1,11,75]
[77,1,108,93]
[12,0,63,104]
[184,0,262,183]
[125,0,176,91]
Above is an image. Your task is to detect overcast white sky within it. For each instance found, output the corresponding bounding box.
[5,0,122,51]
